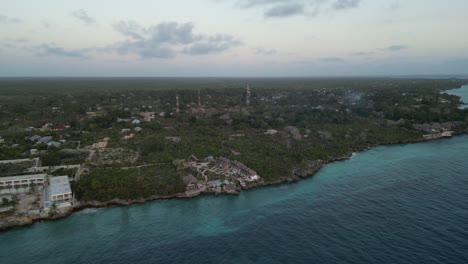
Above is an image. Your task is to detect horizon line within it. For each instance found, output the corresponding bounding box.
[0,74,467,79]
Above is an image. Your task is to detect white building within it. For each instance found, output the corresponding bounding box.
[0,174,46,194]
[45,176,72,208]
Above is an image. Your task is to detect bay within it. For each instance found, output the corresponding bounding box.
[446,84,468,109]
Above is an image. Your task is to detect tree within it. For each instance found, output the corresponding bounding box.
[1,197,9,207]
[48,202,58,217]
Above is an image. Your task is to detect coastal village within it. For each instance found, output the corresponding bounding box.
[0,152,264,228]
[1,79,468,230]
[178,155,262,196]
[0,159,77,218]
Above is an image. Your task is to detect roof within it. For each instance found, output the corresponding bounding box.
[212,180,222,187]
[29,135,41,141]
[183,174,197,185]
[0,174,47,182]
[48,141,61,147]
[38,136,53,144]
[50,176,72,196]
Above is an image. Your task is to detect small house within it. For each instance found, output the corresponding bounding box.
[47,141,62,148]
[29,135,41,142]
[183,174,197,186]
[38,136,53,144]
[123,134,135,140]
[52,124,66,131]
[45,176,72,208]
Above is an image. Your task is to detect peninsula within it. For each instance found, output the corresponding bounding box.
[1,77,468,231]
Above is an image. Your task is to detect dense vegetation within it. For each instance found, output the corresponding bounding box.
[1,78,467,201]
[73,165,184,201]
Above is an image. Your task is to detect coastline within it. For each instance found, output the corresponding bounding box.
[1,132,467,233]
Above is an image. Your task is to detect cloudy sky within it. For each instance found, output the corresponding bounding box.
[1,0,468,77]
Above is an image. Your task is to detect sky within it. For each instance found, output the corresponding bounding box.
[1,0,468,77]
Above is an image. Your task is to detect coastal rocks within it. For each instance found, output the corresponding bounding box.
[294,160,324,178]
[0,210,71,232]
[0,215,34,231]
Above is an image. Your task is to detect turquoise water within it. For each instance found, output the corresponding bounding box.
[446,84,468,109]
[1,136,468,263]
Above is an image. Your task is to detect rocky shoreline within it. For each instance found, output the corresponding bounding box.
[1,132,466,233]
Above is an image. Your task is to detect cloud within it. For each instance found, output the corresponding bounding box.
[42,20,52,29]
[265,3,305,17]
[352,45,408,56]
[351,51,373,56]
[389,2,400,11]
[32,44,90,58]
[255,47,277,55]
[236,0,290,9]
[21,21,240,60]
[72,9,96,25]
[0,14,21,24]
[184,35,242,55]
[225,0,361,18]
[385,45,408,52]
[332,0,360,10]
[111,21,242,59]
[113,20,146,40]
[319,57,344,62]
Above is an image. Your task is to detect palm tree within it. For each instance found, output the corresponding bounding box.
[49,202,58,217]
[1,197,9,207]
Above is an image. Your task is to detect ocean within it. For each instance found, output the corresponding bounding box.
[1,136,468,264]
[446,84,468,109]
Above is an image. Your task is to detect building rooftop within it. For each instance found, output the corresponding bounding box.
[0,174,47,182]
[50,176,72,196]
[183,174,197,185]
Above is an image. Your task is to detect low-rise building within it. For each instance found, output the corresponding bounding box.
[140,112,155,121]
[0,174,46,194]
[92,137,110,149]
[29,135,41,142]
[38,136,53,144]
[123,133,135,140]
[45,176,72,208]
[47,141,62,147]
